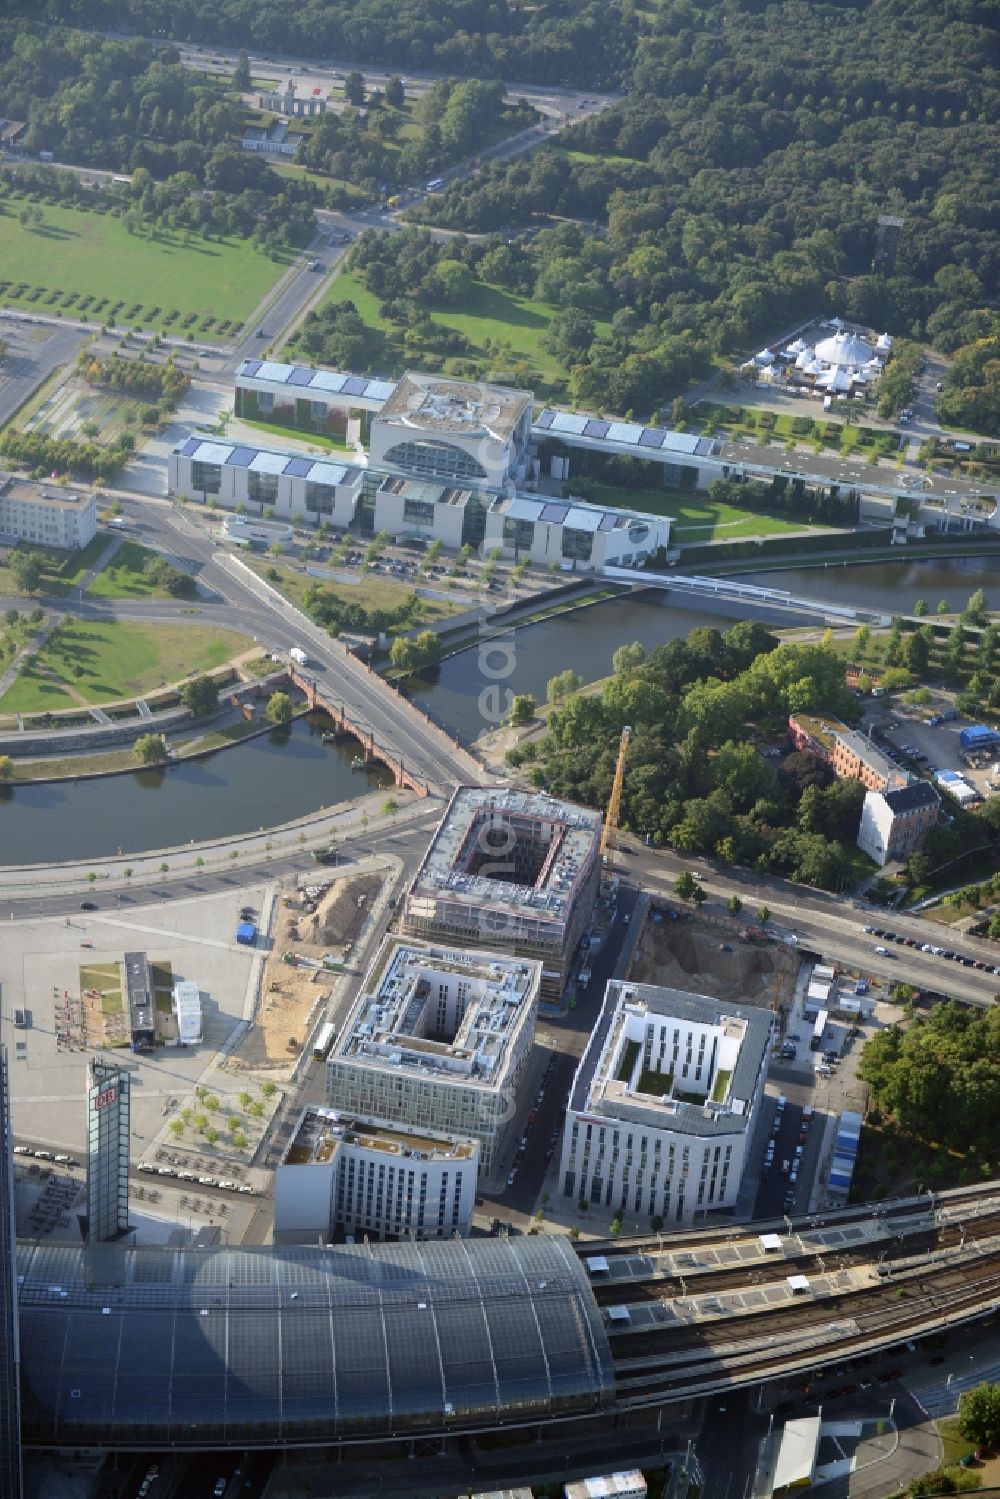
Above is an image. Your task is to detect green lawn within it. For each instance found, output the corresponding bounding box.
[0,535,110,597]
[87,540,176,599]
[569,478,829,541]
[236,415,351,452]
[317,269,597,388]
[0,619,252,712]
[267,160,366,202]
[0,200,290,336]
[244,556,460,625]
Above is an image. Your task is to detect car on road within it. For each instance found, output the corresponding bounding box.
[506,1169,517,1187]
[79,900,97,911]
[874,945,889,956]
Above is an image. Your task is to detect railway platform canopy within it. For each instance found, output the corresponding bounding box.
[17,1236,614,1449]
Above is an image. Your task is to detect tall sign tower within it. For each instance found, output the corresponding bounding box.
[86,1056,130,1242]
[0,1046,23,1499]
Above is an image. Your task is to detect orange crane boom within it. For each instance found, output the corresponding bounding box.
[600,725,632,861]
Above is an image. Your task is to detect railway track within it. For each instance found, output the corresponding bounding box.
[607,1241,1000,1406]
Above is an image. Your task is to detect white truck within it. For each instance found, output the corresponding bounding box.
[290,647,309,666]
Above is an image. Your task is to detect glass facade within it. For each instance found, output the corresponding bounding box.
[86,1060,130,1243]
[248,470,279,507]
[305,481,337,516]
[0,1049,22,1499]
[17,1236,614,1448]
[382,440,487,482]
[191,460,221,495]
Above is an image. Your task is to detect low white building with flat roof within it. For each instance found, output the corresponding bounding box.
[326,938,540,1176]
[565,1473,647,1499]
[0,475,97,550]
[402,786,602,1000]
[167,433,362,525]
[484,491,669,569]
[275,1106,478,1244]
[561,981,772,1225]
[170,980,202,1046]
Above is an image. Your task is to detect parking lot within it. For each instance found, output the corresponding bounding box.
[872,695,999,801]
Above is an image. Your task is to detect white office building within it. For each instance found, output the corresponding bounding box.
[274,1106,478,1244]
[369,371,533,489]
[561,982,772,1225]
[0,476,97,550]
[484,491,669,569]
[326,938,540,1176]
[168,434,363,525]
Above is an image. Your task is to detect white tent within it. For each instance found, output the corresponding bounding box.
[754,348,773,365]
[785,338,808,356]
[877,332,893,351]
[815,330,874,366]
[818,365,854,392]
[794,348,814,370]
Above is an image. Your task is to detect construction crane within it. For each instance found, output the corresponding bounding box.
[600,725,632,862]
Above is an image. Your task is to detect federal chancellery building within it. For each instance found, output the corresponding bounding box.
[168,363,673,569]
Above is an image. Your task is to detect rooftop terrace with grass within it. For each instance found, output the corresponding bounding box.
[574,981,772,1137]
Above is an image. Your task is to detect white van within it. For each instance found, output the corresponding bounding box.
[425,177,445,191]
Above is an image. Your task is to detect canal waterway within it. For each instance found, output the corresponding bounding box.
[0,715,392,866]
[4,553,997,861]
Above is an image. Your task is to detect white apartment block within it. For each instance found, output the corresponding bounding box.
[561,982,772,1225]
[326,939,540,1176]
[0,476,97,550]
[856,780,940,867]
[274,1106,478,1244]
[565,1474,648,1499]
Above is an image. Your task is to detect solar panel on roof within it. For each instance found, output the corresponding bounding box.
[283,457,313,478]
[639,428,666,449]
[583,419,610,439]
[565,506,602,532]
[308,461,348,486]
[660,431,701,455]
[287,367,314,386]
[606,421,645,445]
[249,450,290,475]
[367,380,396,401]
[239,360,262,378]
[192,441,234,465]
[598,513,618,531]
[534,410,555,429]
[540,502,569,522]
[177,437,200,457]
[227,446,257,468]
[550,412,589,436]
[257,361,296,383]
[309,369,349,393]
[341,376,368,396]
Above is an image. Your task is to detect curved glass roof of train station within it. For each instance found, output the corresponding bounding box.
[17,1235,614,1448]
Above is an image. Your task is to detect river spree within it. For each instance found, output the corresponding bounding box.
[407,554,1000,744]
[5,552,996,859]
[0,716,392,866]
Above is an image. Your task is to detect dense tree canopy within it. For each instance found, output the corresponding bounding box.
[860,1003,1000,1165]
[506,622,871,888]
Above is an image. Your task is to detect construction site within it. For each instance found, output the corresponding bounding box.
[228,870,384,1077]
[628,905,801,1011]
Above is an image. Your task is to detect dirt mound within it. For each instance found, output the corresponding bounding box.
[301,873,384,953]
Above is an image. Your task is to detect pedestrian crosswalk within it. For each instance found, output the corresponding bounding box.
[908,1356,1000,1417]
